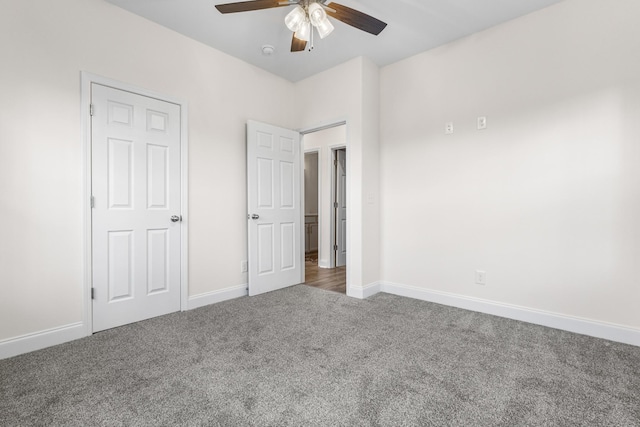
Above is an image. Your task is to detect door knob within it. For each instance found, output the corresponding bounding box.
[250,214,259,220]
[170,215,181,222]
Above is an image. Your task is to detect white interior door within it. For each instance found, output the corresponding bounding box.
[247,120,303,296]
[91,83,181,332]
[335,149,347,267]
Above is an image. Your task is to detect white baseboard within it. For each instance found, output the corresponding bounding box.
[318,259,330,269]
[379,281,640,347]
[348,281,381,299]
[5,282,635,361]
[187,284,248,310]
[0,322,86,360]
[1,284,249,360]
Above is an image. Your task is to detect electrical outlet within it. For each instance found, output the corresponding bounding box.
[445,122,454,134]
[475,270,486,285]
[477,116,487,130]
[241,260,248,273]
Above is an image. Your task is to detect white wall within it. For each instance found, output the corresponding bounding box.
[295,57,381,294]
[360,59,381,288]
[380,0,640,331]
[7,0,637,356]
[303,126,347,267]
[0,0,295,343]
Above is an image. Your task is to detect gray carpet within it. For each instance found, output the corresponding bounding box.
[1,285,639,426]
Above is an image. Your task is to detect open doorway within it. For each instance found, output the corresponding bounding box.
[302,124,347,294]
[305,146,347,294]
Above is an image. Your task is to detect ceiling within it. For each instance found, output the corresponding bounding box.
[105,0,563,82]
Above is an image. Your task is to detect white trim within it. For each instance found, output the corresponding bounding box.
[329,145,347,269]
[298,120,347,135]
[318,259,330,269]
[348,281,381,299]
[81,73,93,337]
[187,285,248,310]
[329,147,337,269]
[81,71,189,333]
[179,97,190,312]
[297,132,306,287]
[0,323,85,360]
[380,281,640,347]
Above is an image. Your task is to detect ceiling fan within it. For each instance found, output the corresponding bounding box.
[215,0,387,52]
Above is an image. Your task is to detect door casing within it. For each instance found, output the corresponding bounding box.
[332,147,347,267]
[81,72,189,336]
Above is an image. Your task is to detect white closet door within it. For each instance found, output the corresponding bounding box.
[91,83,181,332]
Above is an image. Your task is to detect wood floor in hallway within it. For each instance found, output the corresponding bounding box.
[303,261,346,294]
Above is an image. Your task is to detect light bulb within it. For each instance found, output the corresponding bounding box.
[307,2,327,27]
[295,19,311,42]
[285,5,306,32]
[316,18,334,39]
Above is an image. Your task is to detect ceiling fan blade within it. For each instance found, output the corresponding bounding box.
[325,2,387,36]
[291,34,307,52]
[215,0,289,14]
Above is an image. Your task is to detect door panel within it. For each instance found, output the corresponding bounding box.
[92,83,181,332]
[247,120,302,296]
[257,158,274,208]
[108,230,134,301]
[147,229,169,294]
[258,224,275,275]
[280,222,295,270]
[108,138,133,209]
[280,161,295,208]
[147,144,169,209]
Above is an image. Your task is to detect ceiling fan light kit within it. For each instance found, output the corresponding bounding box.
[215,0,387,53]
[285,2,333,47]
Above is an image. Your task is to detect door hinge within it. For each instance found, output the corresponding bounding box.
[89,104,94,116]
[334,244,338,251]
[90,195,95,208]
[334,202,338,208]
[91,287,96,299]
[334,159,338,166]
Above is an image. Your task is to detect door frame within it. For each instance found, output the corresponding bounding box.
[80,72,189,335]
[299,120,348,285]
[330,146,347,268]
